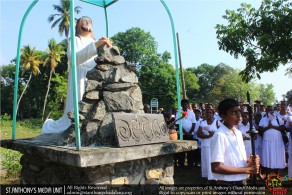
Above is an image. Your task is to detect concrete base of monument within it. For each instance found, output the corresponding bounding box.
[1,139,196,185]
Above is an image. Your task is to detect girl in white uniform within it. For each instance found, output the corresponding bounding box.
[237,111,252,158]
[253,112,263,160]
[197,108,220,181]
[259,106,286,175]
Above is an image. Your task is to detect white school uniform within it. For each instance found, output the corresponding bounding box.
[199,119,220,180]
[288,140,292,178]
[175,109,196,133]
[286,105,292,116]
[259,114,286,169]
[237,122,252,158]
[214,113,222,121]
[193,118,203,148]
[277,112,288,125]
[210,124,249,181]
[286,115,292,178]
[253,121,263,160]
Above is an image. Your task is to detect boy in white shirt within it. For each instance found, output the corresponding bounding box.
[210,99,260,186]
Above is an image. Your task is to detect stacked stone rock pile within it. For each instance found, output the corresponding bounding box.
[68,46,144,146]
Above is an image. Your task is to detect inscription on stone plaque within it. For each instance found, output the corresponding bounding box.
[113,113,169,147]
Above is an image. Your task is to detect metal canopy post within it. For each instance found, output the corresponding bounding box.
[160,0,182,140]
[69,0,81,150]
[12,0,39,140]
[103,0,109,37]
[81,0,119,37]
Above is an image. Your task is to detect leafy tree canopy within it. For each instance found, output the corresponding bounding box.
[258,83,276,105]
[111,27,158,70]
[285,89,292,101]
[183,69,199,100]
[112,27,182,109]
[187,63,235,103]
[189,63,276,106]
[216,0,292,82]
[48,0,81,40]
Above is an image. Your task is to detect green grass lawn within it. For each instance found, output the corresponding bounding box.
[0,119,42,140]
[0,118,42,184]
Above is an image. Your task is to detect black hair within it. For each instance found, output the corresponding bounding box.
[181,99,189,105]
[205,108,215,115]
[162,110,172,119]
[218,98,239,116]
[266,105,273,111]
[255,112,262,117]
[195,109,201,114]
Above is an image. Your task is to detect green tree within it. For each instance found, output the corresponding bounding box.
[161,51,171,64]
[187,63,215,103]
[42,39,65,120]
[189,63,234,104]
[212,69,260,104]
[17,45,42,113]
[258,83,276,105]
[189,63,275,106]
[112,27,178,109]
[285,89,292,101]
[216,0,292,82]
[47,72,68,119]
[48,0,81,42]
[183,69,199,100]
[140,60,177,109]
[111,27,158,70]
[0,64,16,116]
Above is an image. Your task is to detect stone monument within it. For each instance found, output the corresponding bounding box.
[64,45,169,147]
[1,46,196,186]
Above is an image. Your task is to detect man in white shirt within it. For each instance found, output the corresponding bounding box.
[175,99,196,168]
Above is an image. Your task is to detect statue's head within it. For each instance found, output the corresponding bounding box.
[76,16,94,38]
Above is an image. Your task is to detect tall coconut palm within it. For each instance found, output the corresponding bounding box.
[42,39,65,120]
[17,45,41,113]
[48,0,82,43]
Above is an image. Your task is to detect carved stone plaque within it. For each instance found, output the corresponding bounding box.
[113,113,169,147]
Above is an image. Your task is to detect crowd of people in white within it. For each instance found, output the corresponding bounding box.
[161,97,292,184]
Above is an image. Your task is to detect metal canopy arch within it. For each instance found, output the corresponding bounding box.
[12,0,182,150]
[80,0,119,37]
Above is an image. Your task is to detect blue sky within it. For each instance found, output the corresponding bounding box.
[0,0,290,101]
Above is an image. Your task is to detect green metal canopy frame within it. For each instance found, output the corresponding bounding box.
[12,0,182,150]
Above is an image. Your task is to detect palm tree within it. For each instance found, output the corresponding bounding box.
[48,0,82,43]
[42,39,65,120]
[17,45,41,113]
